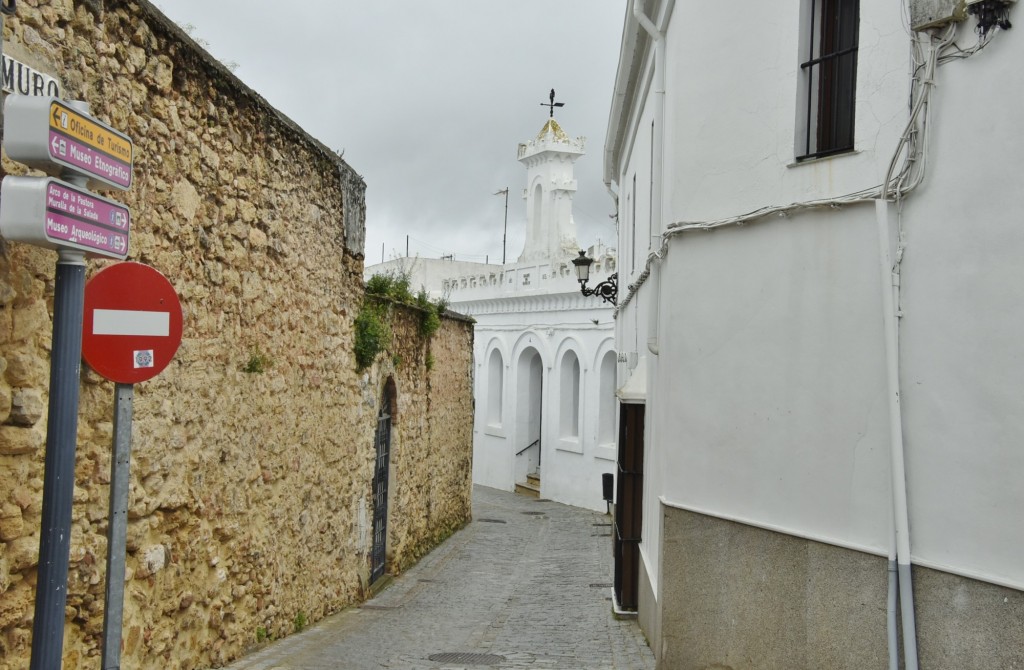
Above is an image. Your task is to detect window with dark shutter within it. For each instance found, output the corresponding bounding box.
[798,0,860,160]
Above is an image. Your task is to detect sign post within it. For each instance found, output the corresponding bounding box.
[101,382,132,670]
[30,247,86,670]
[80,262,183,670]
[0,95,134,669]
[23,101,97,670]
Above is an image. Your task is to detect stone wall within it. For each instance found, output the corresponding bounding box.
[0,1,474,668]
[367,305,475,574]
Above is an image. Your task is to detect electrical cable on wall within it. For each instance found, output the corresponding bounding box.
[613,13,1010,317]
[968,0,1014,34]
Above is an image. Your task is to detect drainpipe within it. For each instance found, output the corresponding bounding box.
[633,0,668,357]
[875,199,919,670]
[886,520,899,670]
[646,262,660,355]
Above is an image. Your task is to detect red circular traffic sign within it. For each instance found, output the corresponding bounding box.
[82,262,183,384]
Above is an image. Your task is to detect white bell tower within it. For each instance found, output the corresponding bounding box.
[516,98,585,264]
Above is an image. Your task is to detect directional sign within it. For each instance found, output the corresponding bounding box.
[82,263,183,384]
[0,176,130,259]
[3,95,133,190]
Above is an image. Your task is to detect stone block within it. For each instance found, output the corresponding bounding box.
[7,535,39,572]
[0,426,43,455]
[0,581,33,629]
[10,300,50,343]
[8,388,43,426]
[5,349,44,387]
[0,382,11,423]
[0,503,24,541]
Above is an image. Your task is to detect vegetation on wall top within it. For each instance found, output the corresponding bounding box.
[355,270,449,371]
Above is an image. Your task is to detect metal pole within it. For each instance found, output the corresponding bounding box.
[502,188,508,265]
[30,99,90,670]
[101,383,133,670]
[406,235,409,258]
[29,250,86,670]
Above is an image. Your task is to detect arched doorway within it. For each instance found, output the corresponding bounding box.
[371,378,396,583]
[514,347,543,492]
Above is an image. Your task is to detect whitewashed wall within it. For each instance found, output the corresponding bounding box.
[656,208,892,555]
[613,0,1024,594]
[660,0,908,221]
[899,28,1024,589]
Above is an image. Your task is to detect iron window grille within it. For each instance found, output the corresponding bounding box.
[798,0,860,161]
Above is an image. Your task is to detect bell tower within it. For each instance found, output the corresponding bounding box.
[516,90,585,264]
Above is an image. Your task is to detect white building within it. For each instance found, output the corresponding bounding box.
[605,0,1024,667]
[367,117,618,511]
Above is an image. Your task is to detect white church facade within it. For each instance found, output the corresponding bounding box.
[366,115,618,511]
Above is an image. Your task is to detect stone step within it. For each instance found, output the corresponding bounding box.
[526,472,540,486]
[515,479,540,497]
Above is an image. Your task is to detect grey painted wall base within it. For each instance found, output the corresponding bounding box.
[912,564,1024,670]
[659,506,887,669]
[657,506,1024,670]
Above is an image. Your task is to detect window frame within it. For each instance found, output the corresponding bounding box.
[797,0,860,161]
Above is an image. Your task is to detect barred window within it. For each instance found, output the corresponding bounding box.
[797,0,860,160]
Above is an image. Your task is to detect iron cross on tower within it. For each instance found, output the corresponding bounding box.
[541,89,564,118]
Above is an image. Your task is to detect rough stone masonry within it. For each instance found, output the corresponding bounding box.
[0,1,474,668]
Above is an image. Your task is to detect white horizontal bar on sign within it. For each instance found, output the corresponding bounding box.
[93,309,170,337]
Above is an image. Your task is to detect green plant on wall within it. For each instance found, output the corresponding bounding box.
[243,346,272,374]
[355,269,449,371]
[366,270,411,301]
[354,302,392,371]
[415,288,442,339]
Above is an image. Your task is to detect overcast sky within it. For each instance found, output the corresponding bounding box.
[151,1,626,266]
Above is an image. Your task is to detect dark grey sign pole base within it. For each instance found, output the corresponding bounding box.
[101,382,133,670]
[29,249,86,670]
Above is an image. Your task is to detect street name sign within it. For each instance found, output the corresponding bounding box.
[1,54,62,97]
[0,176,130,259]
[82,262,183,384]
[4,95,133,189]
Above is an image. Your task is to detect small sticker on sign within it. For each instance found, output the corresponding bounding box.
[134,350,154,369]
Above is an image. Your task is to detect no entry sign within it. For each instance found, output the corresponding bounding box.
[82,263,182,384]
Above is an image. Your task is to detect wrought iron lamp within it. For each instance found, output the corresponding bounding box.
[572,250,617,305]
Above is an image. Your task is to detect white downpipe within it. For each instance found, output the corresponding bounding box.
[646,262,660,356]
[632,1,659,38]
[887,556,899,670]
[886,477,898,670]
[633,1,665,357]
[875,199,919,670]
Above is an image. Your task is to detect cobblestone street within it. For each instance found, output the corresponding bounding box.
[222,486,655,670]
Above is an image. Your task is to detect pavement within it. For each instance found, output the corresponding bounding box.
[221,485,656,670]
